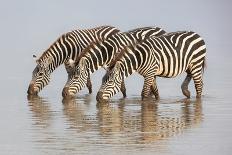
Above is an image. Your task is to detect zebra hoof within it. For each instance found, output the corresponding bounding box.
[141,95,150,101]
[155,95,160,100]
[182,89,191,98]
[122,93,127,98]
[196,94,201,99]
[88,88,92,94]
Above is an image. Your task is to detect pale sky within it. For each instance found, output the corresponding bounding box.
[0,0,231,90]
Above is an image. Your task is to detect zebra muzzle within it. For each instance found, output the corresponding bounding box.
[27,83,38,95]
[96,91,108,103]
[62,87,75,99]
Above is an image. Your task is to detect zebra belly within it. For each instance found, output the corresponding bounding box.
[156,63,190,78]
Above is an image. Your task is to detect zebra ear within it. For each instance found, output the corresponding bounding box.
[115,62,120,69]
[33,55,39,64]
[66,59,75,68]
[102,65,109,71]
[43,57,53,68]
[47,57,53,64]
[79,58,86,70]
[114,62,121,75]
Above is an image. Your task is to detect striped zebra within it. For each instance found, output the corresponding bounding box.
[62,27,166,98]
[27,26,120,95]
[96,31,206,102]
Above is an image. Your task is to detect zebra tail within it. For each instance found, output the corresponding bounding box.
[202,57,206,74]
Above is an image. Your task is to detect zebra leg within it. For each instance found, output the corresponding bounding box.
[181,73,192,98]
[190,67,204,98]
[120,79,127,98]
[86,76,92,94]
[64,63,73,87]
[150,77,160,100]
[64,60,75,79]
[141,76,154,100]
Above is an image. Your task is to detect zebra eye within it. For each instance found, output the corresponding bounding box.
[76,70,80,74]
[39,72,43,76]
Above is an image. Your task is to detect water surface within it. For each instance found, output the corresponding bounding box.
[1,65,232,155]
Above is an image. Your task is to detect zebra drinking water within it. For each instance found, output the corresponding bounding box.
[62,27,166,98]
[96,31,206,102]
[27,26,120,95]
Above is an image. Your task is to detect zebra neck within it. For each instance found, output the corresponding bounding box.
[85,57,103,75]
[38,33,71,74]
[120,60,135,78]
[48,55,67,74]
[84,40,116,73]
[84,33,137,74]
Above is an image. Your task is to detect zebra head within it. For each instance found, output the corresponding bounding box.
[62,58,89,98]
[96,62,123,103]
[27,56,52,95]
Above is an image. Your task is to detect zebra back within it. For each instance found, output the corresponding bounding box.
[108,31,206,78]
[127,26,166,41]
[36,26,120,69]
[73,26,166,71]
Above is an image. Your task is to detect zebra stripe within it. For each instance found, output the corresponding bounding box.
[27,26,120,95]
[97,31,206,102]
[62,27,166,98]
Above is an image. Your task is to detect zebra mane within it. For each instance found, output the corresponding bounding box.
[37,33,69,64]
[74,39,104,66]
[108,44,136,70]
[102,46,133,82]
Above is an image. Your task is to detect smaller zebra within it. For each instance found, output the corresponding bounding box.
[62,27,166,98]
[96,31,206,102]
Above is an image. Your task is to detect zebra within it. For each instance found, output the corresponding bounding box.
[62,27,166,98]
[96,31,206,102]
[27,26,120,95]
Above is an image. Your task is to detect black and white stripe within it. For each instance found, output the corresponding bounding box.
[97,31,206,102]
[62,27,166,98]
[27,26,120,95]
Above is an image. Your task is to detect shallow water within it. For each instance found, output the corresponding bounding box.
[27,96,204,154]
[1,53,232,155]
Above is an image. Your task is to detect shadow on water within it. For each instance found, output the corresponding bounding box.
[26,95,203,153]
[62,95,95,132]
[95,97,203,144]
[61,96,203,144]
[27,95,66,151]
[27,95,53,128]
